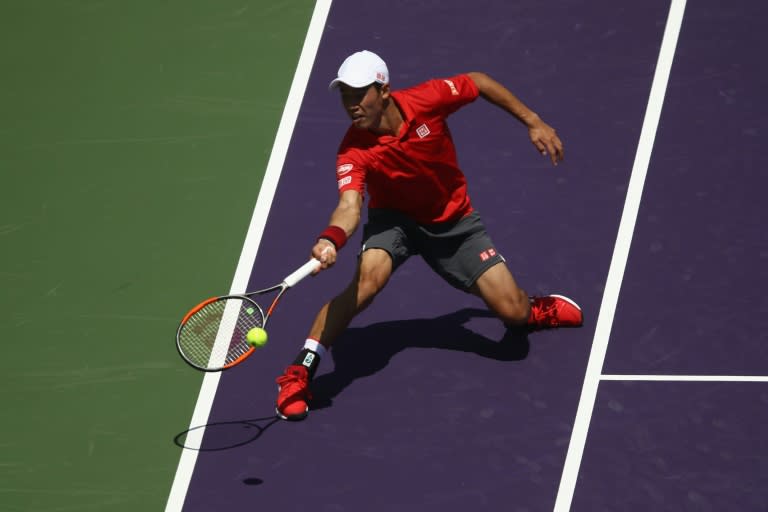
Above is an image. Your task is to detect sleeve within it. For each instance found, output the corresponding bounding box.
[335,147,367,198]
[404,74,480,118]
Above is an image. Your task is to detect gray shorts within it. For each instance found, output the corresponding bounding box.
[361,209,505,291]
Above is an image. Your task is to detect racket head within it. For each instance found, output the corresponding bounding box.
[176,296,265,371]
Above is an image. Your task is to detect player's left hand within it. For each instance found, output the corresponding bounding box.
[528,119,564,166]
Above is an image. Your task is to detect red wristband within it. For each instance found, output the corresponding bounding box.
[318,226,347,250]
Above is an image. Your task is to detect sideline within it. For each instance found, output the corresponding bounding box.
[553,1,688,510]
[163,2,333,510]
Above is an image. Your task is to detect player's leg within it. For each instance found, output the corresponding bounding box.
[276,209,412,421]
[469,261,531,325]
[308,247,393,345]
[470,263,583,329]
[421,211,583,330]
[420,212,528,324]
[275,249,393,421]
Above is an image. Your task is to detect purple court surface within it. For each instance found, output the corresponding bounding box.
[177,1,767,510]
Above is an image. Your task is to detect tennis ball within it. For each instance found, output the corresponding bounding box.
[246,327,268,347]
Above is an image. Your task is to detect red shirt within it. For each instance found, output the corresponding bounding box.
[335,74,480,224]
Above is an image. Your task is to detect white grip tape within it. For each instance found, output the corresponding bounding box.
[283,258,321,288]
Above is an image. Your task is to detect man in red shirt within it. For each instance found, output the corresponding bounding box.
[276,50,582,421]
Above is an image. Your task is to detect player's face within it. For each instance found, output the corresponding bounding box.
[339,83,386,130]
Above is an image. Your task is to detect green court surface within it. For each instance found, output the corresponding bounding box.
[0,1,315,510]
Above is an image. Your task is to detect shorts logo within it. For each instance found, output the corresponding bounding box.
[416,123,430,139]
[338,176,352,188]
[479,248,497,261]
[336,163,354,176]
[443,79,459,96]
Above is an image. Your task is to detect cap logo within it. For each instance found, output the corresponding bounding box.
[376,72,386,82]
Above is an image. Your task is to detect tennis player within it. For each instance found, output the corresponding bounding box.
[276,50,582,421]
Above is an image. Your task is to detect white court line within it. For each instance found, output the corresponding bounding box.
[552,1,687,511]
[602,374,768,382]
[163,1,333,511]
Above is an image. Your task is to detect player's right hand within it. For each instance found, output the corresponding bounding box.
[312,241,337,273]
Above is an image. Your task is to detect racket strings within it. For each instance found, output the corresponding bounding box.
[178,298,264,369]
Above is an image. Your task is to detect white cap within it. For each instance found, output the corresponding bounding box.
[328,50,389,90]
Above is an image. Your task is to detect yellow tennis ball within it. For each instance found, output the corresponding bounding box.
[246,327,268,347]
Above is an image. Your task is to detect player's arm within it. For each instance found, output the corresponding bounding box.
[467,71,564,165]
[312,189,363,270]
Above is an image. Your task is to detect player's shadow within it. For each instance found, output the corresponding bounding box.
[310,307,529,411]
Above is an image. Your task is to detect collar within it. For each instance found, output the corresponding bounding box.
[374,92,410,142]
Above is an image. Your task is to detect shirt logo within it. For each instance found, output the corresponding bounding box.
[416,123,430,139]
[336,163,354,176]
[338,176,352,189]
[443,79,459,96]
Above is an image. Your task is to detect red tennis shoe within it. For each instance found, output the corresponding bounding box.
[275,365,312,421]
[528,294,583,329]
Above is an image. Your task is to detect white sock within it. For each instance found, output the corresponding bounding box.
[303,338,327,359]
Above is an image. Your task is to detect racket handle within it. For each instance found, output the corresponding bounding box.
[283,258,321,287]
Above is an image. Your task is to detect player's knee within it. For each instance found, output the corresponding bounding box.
[355,269,388,310]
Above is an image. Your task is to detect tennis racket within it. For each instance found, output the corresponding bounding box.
[175,258,321,372]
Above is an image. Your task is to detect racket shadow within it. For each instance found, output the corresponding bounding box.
[310,307,530,411]
[173,415,280,452]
